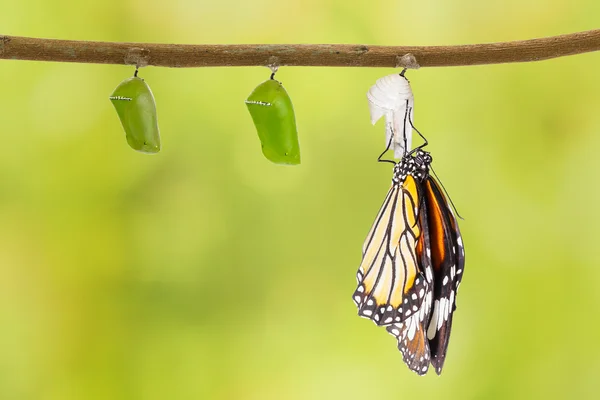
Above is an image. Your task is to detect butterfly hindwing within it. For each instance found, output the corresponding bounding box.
[386,305,431,376]
[386,189,434,375]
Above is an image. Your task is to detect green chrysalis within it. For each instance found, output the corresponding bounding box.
[110,73,161,154]
[245,78,300,165]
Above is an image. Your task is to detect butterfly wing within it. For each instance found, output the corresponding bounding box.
[386,305,431,376]
[423,177,465,375]
[386,191,434,375]
[353,175,429,326]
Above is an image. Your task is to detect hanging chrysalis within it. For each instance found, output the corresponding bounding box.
[110,69,161,154]
[245,74,300,165]
[367,72,414,159]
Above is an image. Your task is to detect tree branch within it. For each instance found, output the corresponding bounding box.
[1,30,599,69]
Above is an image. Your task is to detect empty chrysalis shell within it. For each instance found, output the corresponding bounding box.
[245,78,300,165]
[110,75,161,154]
[367,74,414,159]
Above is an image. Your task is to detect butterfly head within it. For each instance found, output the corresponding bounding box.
[414,149,432,167]
[392,149,431,184]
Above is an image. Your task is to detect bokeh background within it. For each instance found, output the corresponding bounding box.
[1,1,600,399]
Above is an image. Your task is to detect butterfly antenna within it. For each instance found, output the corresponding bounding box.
[408,109,428,151]
[430,166,464,220]
[401,99,410,157]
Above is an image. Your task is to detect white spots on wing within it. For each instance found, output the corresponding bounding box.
[411,293,417,300]
[422,366,428,372]
[384,317,393,324]
[402,331,408,341]
[380,307,386,313]
[391,328,400,336]
[426,292,432,307]
[353,295,361,304]
[456,269,462,275]
[407,317,417,340]
[419,288,425,298]
[357,285,365,292]
[425,267,433,282]
[427,300,439,340]
[437,297,448,330]
[438,298,446,327]
[440,297,450,323]
[367,299,374,306]
[404,298,408,304]
[387,305,393,311]
[363,310,373,316]
[450,265,456,279]
[442,275,449,286]
[374,314,380,322]
[412,305,418,311]
[457,236,463,247]
[419,301,426,321]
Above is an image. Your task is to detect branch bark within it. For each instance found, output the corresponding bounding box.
[1,30,599,69]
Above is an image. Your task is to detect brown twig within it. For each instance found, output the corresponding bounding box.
[1,30,599,68]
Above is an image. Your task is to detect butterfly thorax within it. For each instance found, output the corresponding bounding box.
[392,149,432,185]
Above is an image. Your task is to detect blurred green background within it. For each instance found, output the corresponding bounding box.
[1,1,600,399]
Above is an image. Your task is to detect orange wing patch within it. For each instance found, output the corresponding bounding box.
[423,177,465,375]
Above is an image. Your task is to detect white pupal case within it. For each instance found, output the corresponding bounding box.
[367,74,414,159]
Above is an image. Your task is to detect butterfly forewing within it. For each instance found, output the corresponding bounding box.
[354,174,428,326]
[423,177,464,375]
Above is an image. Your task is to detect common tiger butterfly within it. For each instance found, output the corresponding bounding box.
[110,70,161,154]
[245,75,301,165]
[353,142,465,376]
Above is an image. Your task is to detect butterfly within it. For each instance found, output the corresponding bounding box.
[353,145,465,376]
